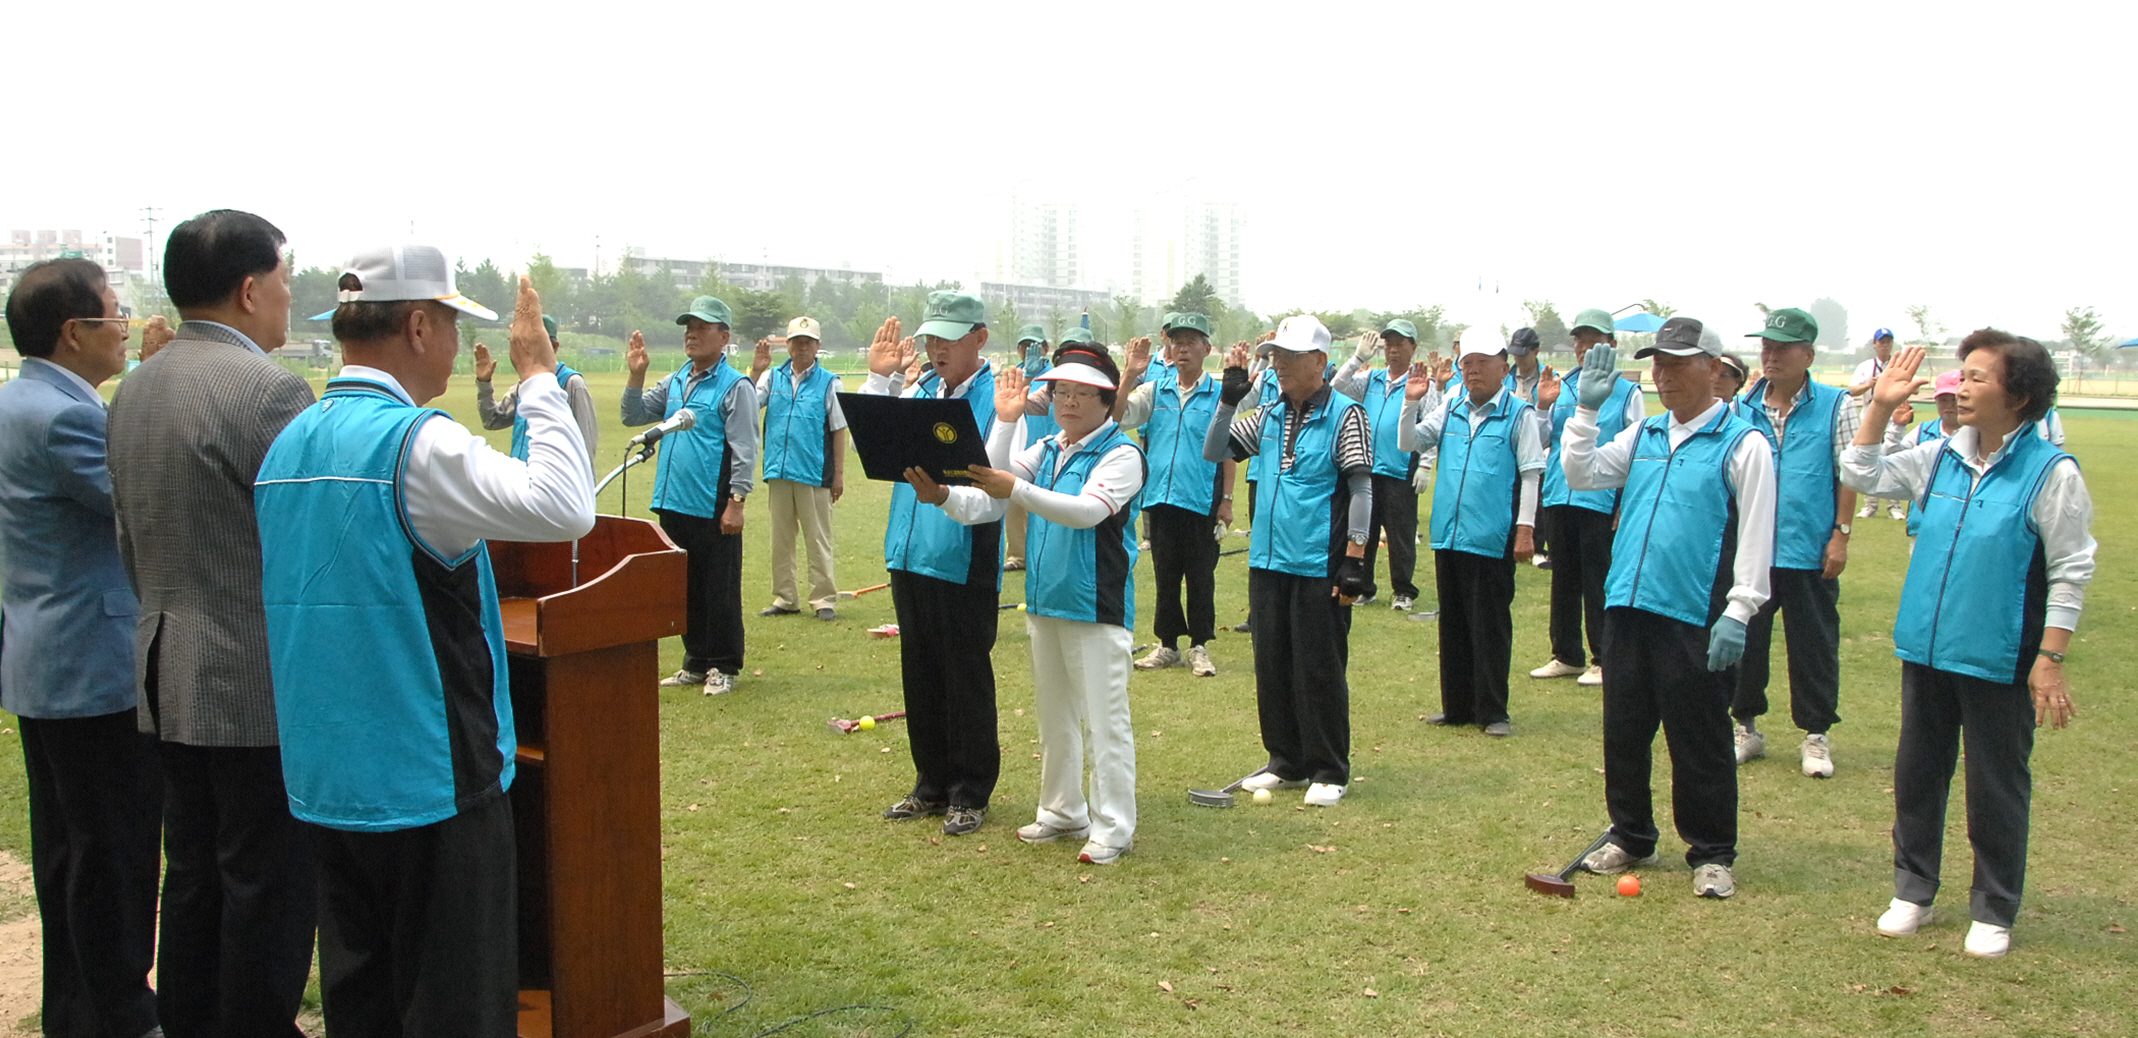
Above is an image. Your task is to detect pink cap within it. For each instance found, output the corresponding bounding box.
[1933,370,1962,397]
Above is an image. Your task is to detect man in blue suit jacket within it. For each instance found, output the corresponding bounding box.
[2,258,163,1038]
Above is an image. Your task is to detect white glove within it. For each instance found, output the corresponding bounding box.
[1410,466,1431,495]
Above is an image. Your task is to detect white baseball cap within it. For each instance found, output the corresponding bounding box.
[337,244,497,320]
[1035,363,1117,390]
[1456,322,1507,359]
[1266,314,1334,354]
[786,316,822,340]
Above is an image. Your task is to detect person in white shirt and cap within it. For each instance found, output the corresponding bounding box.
[955,344,1146,864]
[1203,315,1374,806]
[1558,315,1777,901]
[1400,323,1545,737]
[749,316,849,620]
[1848,328,1905,519]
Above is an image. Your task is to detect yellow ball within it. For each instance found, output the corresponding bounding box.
[858,716,876,731]
[1251,788,1272,804]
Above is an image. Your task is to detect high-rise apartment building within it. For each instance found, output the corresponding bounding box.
[1131,186,1243,308]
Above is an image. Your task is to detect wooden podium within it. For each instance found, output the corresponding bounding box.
[491,516,691,1038]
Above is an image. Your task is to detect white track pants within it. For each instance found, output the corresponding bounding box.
[1025,614,1136,849]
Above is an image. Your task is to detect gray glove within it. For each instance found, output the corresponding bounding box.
[1578,346,1620,410]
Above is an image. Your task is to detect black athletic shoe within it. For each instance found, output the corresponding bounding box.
[883,796,947,820]
[759,605,801,617]
[1425,713,1455,726]
[942,806,987,836]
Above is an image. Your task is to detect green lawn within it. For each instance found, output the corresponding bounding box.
[2,369,2132,1036]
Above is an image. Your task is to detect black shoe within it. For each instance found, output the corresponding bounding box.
[883,796,947,820]
[815,608,836,621]
[759,605,801,617]
[1232,620,1253,633]
[1483,721,1514,737]
[1425,713,1455,726]
[942,805,987,836]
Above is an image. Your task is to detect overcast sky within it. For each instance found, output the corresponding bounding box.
[11,1,2132,341]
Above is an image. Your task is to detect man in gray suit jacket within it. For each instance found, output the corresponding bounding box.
[3,259,164,1038]
[107,211,317,1038]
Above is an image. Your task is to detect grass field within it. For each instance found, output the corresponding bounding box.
[2,367,2132,1037]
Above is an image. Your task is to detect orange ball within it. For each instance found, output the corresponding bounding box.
[1616,874,1641,897]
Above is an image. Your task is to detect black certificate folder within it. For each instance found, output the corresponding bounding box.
[838,392,992,485]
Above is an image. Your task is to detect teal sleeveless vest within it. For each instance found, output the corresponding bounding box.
[1739,378,1846,570]
[1024,424,1144,627]
[508,362,580,461]
[1604,407,1757,627]
[1248,389,1363,578]
[648,361,744,519]
[1542,370,1637,514]
[1141,366,1223,514]
[761,359,837,486]
[1428,390,1536,558]
[885,363,1002,587]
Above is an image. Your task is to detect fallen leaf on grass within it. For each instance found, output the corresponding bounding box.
[1158,981,1174,993]
[1881,986,1915,997]
[686,804,699,811]
[1078,875,1091,883]
[843,882,856,889]
[1307,844,1337,854]
[753,669,763,676]
[1398,908,1412,914]
[1363,988,1379,997]
[2109,924,2127,933]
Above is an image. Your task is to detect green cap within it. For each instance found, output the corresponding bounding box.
[916,291,987,340]
[1748,307,1818,344]
[1382,318,1419,341]
[676,295,733,327]
[1164,312,1214,337]
[1058,327,1099,346]
[1571,308,1615,335]
[1015,323,1048,345]
[540,314,558,339]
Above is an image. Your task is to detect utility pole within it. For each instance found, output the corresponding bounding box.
[140,205,161,308]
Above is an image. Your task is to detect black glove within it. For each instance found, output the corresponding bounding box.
[1221,365,1251,407]
[1337,555,1376,602]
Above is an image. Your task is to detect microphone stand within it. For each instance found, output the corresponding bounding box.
[577,442,659,586]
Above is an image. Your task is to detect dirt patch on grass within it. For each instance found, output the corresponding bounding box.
[0,851,39,1034]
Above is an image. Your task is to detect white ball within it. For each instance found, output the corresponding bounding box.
[1252,788,1273,804]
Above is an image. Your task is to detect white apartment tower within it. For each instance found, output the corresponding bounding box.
[1132,185,1243,308]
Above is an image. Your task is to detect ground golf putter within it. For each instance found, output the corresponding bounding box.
[1188,767,1269,808]
[826,710,907,734]
[1526,832,1615,898]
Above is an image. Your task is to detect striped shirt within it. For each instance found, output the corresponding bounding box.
[1222,384,1372,476]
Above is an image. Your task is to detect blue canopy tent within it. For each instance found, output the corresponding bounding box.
[2118,336,2138,348]
[307,309,335,321]
[1613,311,1667,333]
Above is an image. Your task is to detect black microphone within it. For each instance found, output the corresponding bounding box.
[629,408,697,447]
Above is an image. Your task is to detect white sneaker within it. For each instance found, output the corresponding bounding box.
[1303,782,1346,806]
[1078,840,1131,865]
[659,668,707,688]
[1239,771,1308,792]
[1964,920,2011,958]
[1577,665,1604,687]
[1529,658,1584,679]
[1391,595,1414,612]
[1530,553,1550,568]
[1888,504,1906,521]
[1187,645,1217,677]
[1133,645,1181,670]
[1016,821,1087,844]
[1800,733,1835,778]
[1876,898,1933,936]
[1856,504,1875,519]
[703,671,733,696]
[1734,724,1766,765]
[1578,842,1659,875]
[1692,863,1736,899]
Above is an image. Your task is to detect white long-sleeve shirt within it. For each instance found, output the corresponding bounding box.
[1840,425,2094,631]
[339,365,595,559]
[1399,384,1545,527]
[939,419,1144,528]
[1561,399,1776,624]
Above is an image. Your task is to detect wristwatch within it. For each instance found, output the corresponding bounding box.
[2038,649,2066,664]
[1834,523,1852,536]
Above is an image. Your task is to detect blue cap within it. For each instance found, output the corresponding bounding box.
[1873,327,1894,341]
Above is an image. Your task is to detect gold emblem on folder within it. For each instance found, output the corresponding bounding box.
[933,422,958,444]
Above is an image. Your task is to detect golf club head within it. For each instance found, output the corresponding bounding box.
[1524,872,1577,898]
[1187,789,1237,808]
[825,718,857,734]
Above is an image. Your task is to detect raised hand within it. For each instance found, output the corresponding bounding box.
[1405,361,1434,403]
[867,317,905,377]
[1224,342,1251,371]
[1872,345,1929,411]
[141,314,175,361]
[473,342,498,382]
[900,338,922,381]
[1892,404,1915,428]
[1538,364,1562,409]
[507,276,556,380]
[1577,346,1617,409]
[1430,353,1454,388]
[625,330,650,378]
[751,337,774,378]
[1125,336,1153,377]
[1352,332,1381,363]
[995,367,1030,423]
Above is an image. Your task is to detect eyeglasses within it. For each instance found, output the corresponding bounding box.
[1048,386,1103,402]
[68,316,130,326]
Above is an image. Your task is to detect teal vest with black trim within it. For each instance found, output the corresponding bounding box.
[649,361,744,519]
[1542,370,1637,514]
[256,377,512,832]
[1604,407,1757,627]
[1739,378,1846,570]
[508,362,580,461]
[884,364,1002,587]
[1363,369,1418,480]
[1141,366,1223,514]
[1023,424,1144,627]
[1428,390,1535,558]
[1903,419,1947,537]
[1248,389,1362,578]
[761,359,837,487]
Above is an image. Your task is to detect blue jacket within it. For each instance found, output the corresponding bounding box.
[1428,391,1536,558]
[1894,428,2070,684]
[1141,367,1224,514]
[257,377,514,831]
[649,362,745,518]
[885,364,1002,587]
[1542,371,1637,514]
[761,359,838,487]
[1605,408,1759,627]
[1023,425,1144,627]
[1248,387,1363,578]
[0,361,138,719]
[1739,378,1847,570]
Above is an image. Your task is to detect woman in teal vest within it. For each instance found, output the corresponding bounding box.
[1203,315,1375,808]
[474,314,599,467]
[1843,334,2095,959]
[957,345,1146,864]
